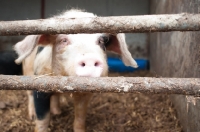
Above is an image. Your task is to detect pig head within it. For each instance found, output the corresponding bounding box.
[14,9,138,132]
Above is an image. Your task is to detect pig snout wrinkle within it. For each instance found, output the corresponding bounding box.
[75,54,104,77]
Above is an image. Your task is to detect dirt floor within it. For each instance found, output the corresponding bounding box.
[0,71,182,132]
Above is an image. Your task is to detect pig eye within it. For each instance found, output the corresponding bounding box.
[99,36,109,45]
[98,36,109,51]
[60,38,68,43]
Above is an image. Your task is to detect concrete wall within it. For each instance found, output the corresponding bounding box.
[0,0,149,58]
[0,0,41,51]
[150,0,200,131]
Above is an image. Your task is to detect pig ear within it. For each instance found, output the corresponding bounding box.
[106,33,138,68]
[14,34,56,64]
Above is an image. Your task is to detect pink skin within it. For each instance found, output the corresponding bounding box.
[51,34,108,77]
[75,53,104,77]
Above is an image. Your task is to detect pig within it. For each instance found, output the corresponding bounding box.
[14,9,138,132]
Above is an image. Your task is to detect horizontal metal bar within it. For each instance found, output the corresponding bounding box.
[0,75,200,95]
[0,13,200,36]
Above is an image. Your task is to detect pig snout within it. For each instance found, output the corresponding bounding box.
[75,53,104,77]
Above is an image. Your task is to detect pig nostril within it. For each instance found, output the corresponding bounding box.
[94,62,99,67]
[81,62,85,67]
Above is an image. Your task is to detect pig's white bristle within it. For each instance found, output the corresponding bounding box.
[54,9,96,19]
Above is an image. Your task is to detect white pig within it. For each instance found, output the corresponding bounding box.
[14,9,138,132]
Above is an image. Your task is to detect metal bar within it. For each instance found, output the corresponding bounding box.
[0,13,200,36]
[0,75,200,95]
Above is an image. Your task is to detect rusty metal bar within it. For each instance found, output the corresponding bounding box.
[0,75,200,95]
[0,13,200,36]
